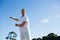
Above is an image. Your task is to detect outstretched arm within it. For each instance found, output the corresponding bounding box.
[10,16,19,21]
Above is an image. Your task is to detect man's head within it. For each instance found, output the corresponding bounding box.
[21,8,26,16]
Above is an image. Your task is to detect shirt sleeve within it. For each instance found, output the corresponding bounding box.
[23,17,29,22]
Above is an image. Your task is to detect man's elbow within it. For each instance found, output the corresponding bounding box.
[22,21,28,26]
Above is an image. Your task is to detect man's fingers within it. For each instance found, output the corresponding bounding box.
[15,24,18,26]
[10,16,12,18]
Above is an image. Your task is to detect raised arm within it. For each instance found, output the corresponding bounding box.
[10,16,19,21]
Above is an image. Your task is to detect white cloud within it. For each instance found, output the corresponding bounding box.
[41,19,49,23]
[55,14,60,18]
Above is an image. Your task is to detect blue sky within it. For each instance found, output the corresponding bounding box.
[0,0,60,40]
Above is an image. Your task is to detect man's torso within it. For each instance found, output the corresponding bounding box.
[19,16,29,32]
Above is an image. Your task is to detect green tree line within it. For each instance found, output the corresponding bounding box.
[32,33,60,40]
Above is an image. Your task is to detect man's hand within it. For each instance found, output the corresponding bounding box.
[15,24,23,27]
[15,24,18,26]
[10,16,12,18]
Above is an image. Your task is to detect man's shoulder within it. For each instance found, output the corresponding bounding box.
[24,16,29,18]
[24,16,29,21]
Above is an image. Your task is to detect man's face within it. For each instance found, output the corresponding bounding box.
[21,9,26,16]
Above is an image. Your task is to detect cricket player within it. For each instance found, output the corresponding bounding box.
[10,8,31,40]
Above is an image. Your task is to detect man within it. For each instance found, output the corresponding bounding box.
[10,8,31,40]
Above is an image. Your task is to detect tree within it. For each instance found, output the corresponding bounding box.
[47,33,57,37]
[6,31,17,40]
[42,33,58,40]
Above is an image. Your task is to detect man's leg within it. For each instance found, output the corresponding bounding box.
[25,30,31,40]
[20,31,25,40]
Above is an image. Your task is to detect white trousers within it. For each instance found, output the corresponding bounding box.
[20,30,31,40]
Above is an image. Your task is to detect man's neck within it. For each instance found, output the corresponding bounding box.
[22,15,26,17]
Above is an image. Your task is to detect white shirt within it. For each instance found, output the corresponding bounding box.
[19,16,29,32]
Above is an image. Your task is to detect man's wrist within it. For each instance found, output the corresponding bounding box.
[19,24,23,27]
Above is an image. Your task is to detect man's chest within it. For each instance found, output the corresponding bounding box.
[19,17,25,23]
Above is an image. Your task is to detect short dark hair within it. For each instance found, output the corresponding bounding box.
[21,8,26,11]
